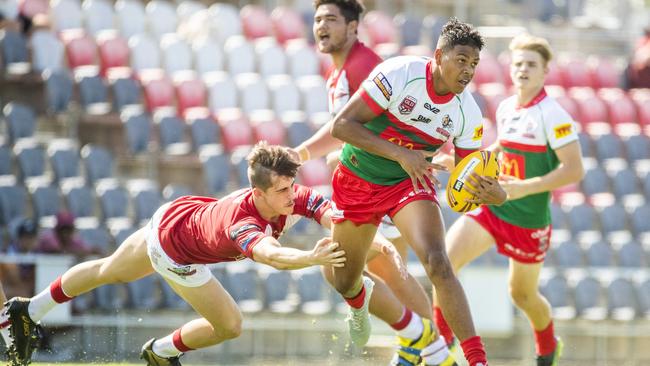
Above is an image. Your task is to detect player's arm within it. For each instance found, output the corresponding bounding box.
[500,140,584,200]
[251,236,345,270]
[293,121,344,162]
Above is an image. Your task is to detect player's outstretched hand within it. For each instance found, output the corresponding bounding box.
[498,174,529,200]
[465,172,507,205]
[397,149,448,193]
[285,147,301,162]
[380,242,409,280]
[311,237,346,267]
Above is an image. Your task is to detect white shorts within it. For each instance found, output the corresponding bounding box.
[146,202,212,288]
[378,215,401,240]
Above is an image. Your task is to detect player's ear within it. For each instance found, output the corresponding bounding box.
[251,186,263,197]
[434,48,443,65]
[347,19,358,36]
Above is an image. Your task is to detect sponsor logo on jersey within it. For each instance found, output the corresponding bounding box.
[436,127,450,139]
[501,151,525,179]
[554,123,572,139]
[424,102,440,114]
[350,153,359,167]
[372,72,392,100]
[472,125,483,141]
[166,265,197,277]
[410,115,431,123]
[442,115,453,128]
[531,226,551,252]
[398,95,417,115]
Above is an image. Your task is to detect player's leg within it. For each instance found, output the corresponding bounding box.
[0,282,11,348]
[432,215,496,346]
[141,275,242,364]
[509,260,561,365]
[392,200,487,366]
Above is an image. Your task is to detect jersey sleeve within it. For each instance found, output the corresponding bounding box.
[453,92,484,157]
[291,184,331,224]
[359,57,407,114]
[228,220,267,258]
[543,101,579,149]
[346,50,382,95]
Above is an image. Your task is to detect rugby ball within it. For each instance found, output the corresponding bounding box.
[446,150,500,213]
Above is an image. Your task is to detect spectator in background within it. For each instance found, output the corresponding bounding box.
[37,211,102,257]
[0,218,39,297]
[626,26,650,88]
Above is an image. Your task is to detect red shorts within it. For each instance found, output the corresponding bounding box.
[467,206,552,264]
[331,163,438,226]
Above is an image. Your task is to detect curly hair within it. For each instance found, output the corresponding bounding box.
[313,0,364,23]
[247,142,301,190]
[438,17,484,52]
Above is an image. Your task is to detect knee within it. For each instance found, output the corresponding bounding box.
[214,315,242,340]
[509,287,533,309]
[332,274,358,297]
[423,247,455,282]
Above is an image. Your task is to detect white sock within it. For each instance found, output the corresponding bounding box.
[29,286,61,322]
[152,333,182,358]
[397,311,424,340]
[0,311,11,348]
[421,337,451,365]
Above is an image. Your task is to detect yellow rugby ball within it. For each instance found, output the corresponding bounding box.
[446,150,500,213]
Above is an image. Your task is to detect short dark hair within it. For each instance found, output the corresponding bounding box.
[313,0,364,23]
[247,142,301,191]
[438,17,484,52]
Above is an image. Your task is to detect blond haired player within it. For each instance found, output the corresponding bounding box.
[432,34,584,366]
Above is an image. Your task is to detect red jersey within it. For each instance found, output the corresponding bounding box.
[158,184,330,264]
[327,40,382,115]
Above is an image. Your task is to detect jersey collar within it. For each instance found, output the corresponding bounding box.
[517,87,547,109]
[426,60,455,104]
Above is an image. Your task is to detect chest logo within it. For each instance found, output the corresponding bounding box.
[442,115,453,129]
[399,95,417,115]
[410,115,431,123]
[424,102,440,114]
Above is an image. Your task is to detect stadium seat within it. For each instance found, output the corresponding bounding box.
[553,239,585,267]
[162,183,192,202]
[13,138,46,182]
[75,68,110,114]
[96,30,130,77]
[61,29,97,70]
[473,51,505,85]
[229,146,249,188]
[589,57,621,89]
[592,131,624,161]
[286,39,320,79]
[394,13,422,47]
[623,134,650,161]
[577,131,594,158]
[581,165,610,196]
[146,0,177,39]
[607,277,637,321]
[223,35,256,76]
[205,71,238,112]
[297,75,328,116]
[50,0,83,32]
[127,179,161,224]
[270,6,305,44]
[574,275,607,320]
[298,159,330,187]
[630,204,650,237]
[153,110,190,155]
[599,89,637,125]
[80,144,114,185]
[249,110,286,146]
[61,177,96,218]
[598,202,628,234]
[477,83,507,122]
[199,144,231,195]
[82,0,114,36]
[420,14,445,51]
[44,70,74,114]
[96,178,130,221]
[108,71,142,111]
[540,273,575,320]
[283,111,314,147]
[128,34,161,74]
[30,30,65,72]
[259,267,296,314]
[609,165,640,198]
[224,261,263,313]
[0,145,12,175]
[47,138,80,183]
[550,201,567,230]
[0,176,27,225]
[3,102,36,144]
[28,179,60,220]
[254,37,287,77]
[294,267,331,315]
[19,0,48,18]
[561,58,592,88]
[206,3,242,43]
[115,0,146,39]
[0,30,29,76]
[193,37,224,76]
[267,74,301,116]
[215,108,253,151]
[174,72,206,117]
[177,0,205,19]
[140,70,175,113]
[616,238,646,268]
[583,238,614,267]
[120,107,152,154]
[160,34,193,76]
[236,73,269,113]
[554,95,581,122]
[636,278,650,319]
[188,113,220,151]
[240,5,273,40]
[362,10,398,47]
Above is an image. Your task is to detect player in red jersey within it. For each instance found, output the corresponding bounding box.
[292,2,456,365]
[2,143,349,366]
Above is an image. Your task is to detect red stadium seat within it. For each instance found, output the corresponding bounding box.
[472,51,504,86]
[140,70,175,113]
[61,30,97,70]
[299,159,331,187]
[216,108,253,151]
[362,10,397,47]
[478,83,507,122]
[174,71,206,117]
[19,0,48,18]
[249,110,286,146]
[629,90,650,127]
[240,5,273,40]
[497,51,512,87]
[270,6,305,44]
[598,88,637,126]
[481,117,497,149]
[318,51,334,79]
[544,61,564,87]
[569,88,608,127]
[561,58,592,88]
[96,30,130,77]
[554,95,581,123]
[589,57,620,89]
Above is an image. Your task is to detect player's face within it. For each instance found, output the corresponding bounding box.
[510,49,547,91]
[437,45,480,94]
[313,4,354,54]
[261,175,296,216]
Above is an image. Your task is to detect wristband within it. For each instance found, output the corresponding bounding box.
[297,146,311,162]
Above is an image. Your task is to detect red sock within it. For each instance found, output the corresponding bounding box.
[51,276,74,303]
[460,335,487,366]
[344,285,366,309]
[534,321,557,356]
[172,328,194,352]
[434,306,454,345]
[391,308,413,331]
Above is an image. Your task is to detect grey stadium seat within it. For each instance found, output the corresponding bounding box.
[81,144,114,185]
[3,102,36,144]
[607,277,637,321]
[574,276,607,320]
[294,267,332,315]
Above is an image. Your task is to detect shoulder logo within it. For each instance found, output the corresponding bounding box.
[472,125,483,141]
[372,72,392,100]
[399,95,417,115]
[554,123,572,139]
